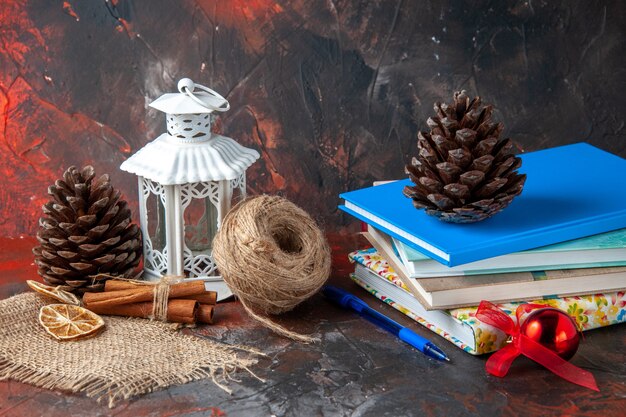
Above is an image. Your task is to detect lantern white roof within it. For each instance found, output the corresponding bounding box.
[149,91,229,114]
[120,133,260,185]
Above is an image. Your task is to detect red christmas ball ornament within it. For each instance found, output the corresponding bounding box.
[476,301,597,390]
[520,307,581,360]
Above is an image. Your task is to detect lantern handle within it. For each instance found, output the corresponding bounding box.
[177,78,230,112]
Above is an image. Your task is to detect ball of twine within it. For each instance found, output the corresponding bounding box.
[213,195,331,342]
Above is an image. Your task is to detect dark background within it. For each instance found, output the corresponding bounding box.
[1,0,624,237]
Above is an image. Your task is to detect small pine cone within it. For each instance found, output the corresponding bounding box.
[404,91,526,223]
[33,166,142,293]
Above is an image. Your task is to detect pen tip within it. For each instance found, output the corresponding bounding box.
[444,357,451,362]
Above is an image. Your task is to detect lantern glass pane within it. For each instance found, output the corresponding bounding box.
[231,184,244,206]
[184,196,218,253]
[145,192,166,252]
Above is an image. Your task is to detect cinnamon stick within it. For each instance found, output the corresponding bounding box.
[196,304,214,324]
[87,299,198,324]
[83,280,206,308]
[104,280,217,305]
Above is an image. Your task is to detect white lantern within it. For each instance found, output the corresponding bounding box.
[120,78,259,297]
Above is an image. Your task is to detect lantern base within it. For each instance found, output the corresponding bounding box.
[139,269,234,302]
[184,275,234,302]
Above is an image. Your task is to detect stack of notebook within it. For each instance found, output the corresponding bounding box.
[339,143,626,355]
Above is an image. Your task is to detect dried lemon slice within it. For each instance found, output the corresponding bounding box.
[39,304,105,341]
[27,280,80,305]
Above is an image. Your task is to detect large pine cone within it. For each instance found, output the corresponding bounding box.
[404,91,526,223]
[33,166,142,293]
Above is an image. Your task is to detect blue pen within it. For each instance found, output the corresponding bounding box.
[323,285,450,362]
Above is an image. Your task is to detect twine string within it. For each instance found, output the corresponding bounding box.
[238,297,318,343]
[150,275,182,321]
[89,273,184,322]
[89,273,150,286]
[212,195,330,343]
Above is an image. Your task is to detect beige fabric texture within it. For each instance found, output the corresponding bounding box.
[0,292,261,408]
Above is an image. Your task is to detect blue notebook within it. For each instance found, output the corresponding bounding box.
[339,143,626,267]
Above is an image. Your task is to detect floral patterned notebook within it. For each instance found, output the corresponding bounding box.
[349,248,626,355]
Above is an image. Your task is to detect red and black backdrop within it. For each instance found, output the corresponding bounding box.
[1,0,625,237]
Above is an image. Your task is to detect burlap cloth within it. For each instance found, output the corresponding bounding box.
[0,292,262,408]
